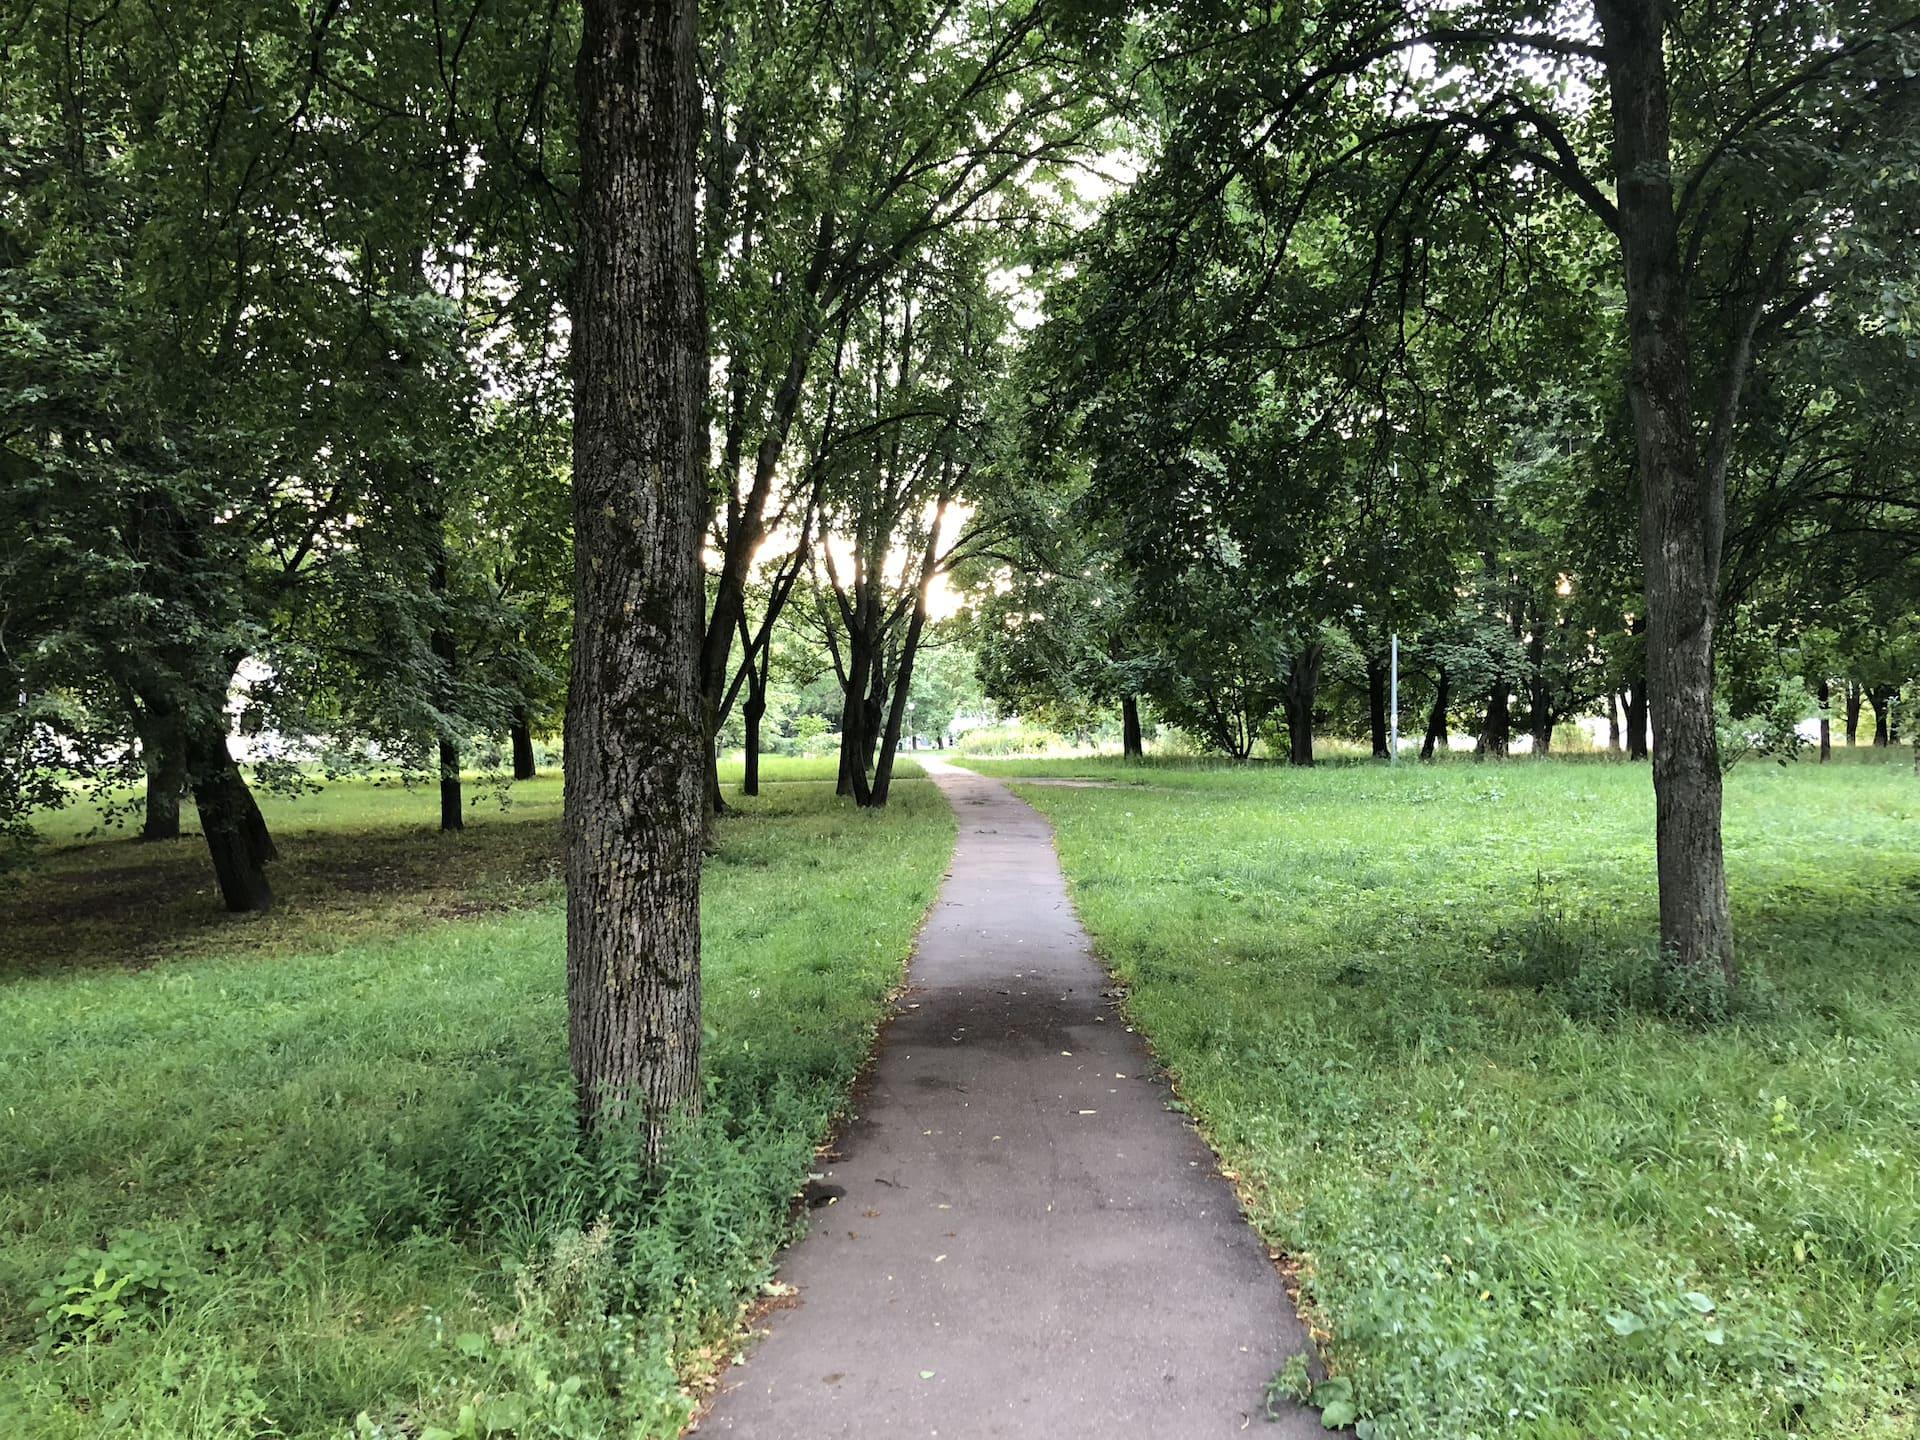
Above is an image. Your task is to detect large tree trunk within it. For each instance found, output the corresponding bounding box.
[1121,694,1144,759]
[567,0,707,1149]
[138,711,186,842]
[1367,655,1390,759]
[512,716,537,780]
[1869,685,1893,746]
[1282,643,1322,767]
[1845,680,1862,745]
[1421,668,1450,761]
[1817,678,1831,762]
[1598,0,1735,981]
[1476,680,1510,757]
[184,722,273,913]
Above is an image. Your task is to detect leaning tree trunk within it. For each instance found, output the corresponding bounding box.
[512,715,537,780]
[184,721,273,913]
[1121,694,1144,759]
[1817,678,1831,762]
[1421,668,1451,760]
[138,711,187,841]
[1599,0,1735,981]
[1367,655,1390,759]
[567,0,707,1149]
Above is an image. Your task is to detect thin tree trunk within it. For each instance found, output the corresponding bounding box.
[567,0,706,1149]
[1599,0,1734,979]
[184,721,273,913]
[742,688,764,797]
[1817,678,1831,762]
[1421,668,1451,760]
[1608,691,1622,752]
[1870,686,1892,746]
[512,716,537,780]
[1121,694,1144,759]
[1367,655,1389,759]
[1846,680,1862,745]
[429,548,463,832]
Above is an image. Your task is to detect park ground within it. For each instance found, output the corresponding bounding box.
[3,751,1917,1437]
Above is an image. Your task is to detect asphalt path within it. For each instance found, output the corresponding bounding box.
[700,759,1325,1438]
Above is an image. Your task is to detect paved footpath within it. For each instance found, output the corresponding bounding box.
[700,759,1323,1438]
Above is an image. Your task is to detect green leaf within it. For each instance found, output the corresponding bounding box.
[1606,1310,1645,1336]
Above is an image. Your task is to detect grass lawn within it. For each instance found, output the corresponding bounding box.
[968,752,1920,1439]
[0,766,950,1438]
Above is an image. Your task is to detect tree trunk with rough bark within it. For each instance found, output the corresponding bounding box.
[1121,694,1144,759]
[1598,0,1735,981]
[139,712,186,841]
[567,0,707,1150]
[185,720,274,913]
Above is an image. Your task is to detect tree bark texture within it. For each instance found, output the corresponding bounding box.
[139,710,186,841]
[567,0,707,1148]
[1598,0,1735,980]
[184,720,274,913]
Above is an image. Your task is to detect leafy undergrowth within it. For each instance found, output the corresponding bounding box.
[0,777,953,1439]
[975,753,1920,1439]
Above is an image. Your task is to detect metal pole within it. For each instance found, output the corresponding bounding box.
[1389,633,1400,762]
